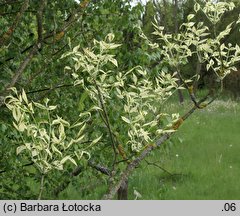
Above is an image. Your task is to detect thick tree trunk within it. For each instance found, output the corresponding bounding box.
[173,0,184,104]
[176,73,184,104]
[117,179,128,200]
[173,0,178,33]
[177,88,184,104]
[193,60,202,92]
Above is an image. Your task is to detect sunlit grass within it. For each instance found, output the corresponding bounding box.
[127,95,240,199]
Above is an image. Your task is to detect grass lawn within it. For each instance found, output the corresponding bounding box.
[127,98,240,200]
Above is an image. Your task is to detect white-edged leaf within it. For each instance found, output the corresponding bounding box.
[16,145,26,155]
[52,160,63,170]
[22,89,28,104]
[73,135,85,144]
[45,148,53,159]
[109,58,118,67]
[59,118,70,127]
[31,149,38,157]
[33,102,47,110]
[89,106,102,112]
[60,156,77,166]
[194,3,200,12]
[121,116,131,124]
[48,105,57,110]
[18,122,26,132]
[73,45,80,52]
[75,150,91,160]
[70,121,84,128]
[52,145,62,156]
[64,66,71,71]
[91,135,102,145]
[77,123,86,137]
[187,14,195,21]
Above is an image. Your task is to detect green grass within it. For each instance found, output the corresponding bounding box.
[127,97,240,199]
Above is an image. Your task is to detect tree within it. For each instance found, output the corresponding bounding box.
[0,0,144,199]
[1,1,240,200]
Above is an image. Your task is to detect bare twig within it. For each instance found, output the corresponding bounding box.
[36,0,47,43]
[53,160,110,197]
[88,160,111,176]
[26,83,74,94]
[176,70,201,108]
[144,159,173,176]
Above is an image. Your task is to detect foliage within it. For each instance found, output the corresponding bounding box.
[63,33,180,154]
[5,87,99,174]
[146,1,240,95]
[1,0,240,200]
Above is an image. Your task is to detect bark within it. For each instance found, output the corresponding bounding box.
[162,0,168,32]
[173,0,178,34]
[117,179,128,200]
[193,60,202,92]
[176,73,184,104]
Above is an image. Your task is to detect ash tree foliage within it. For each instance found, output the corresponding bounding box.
[5,88,99,199]
[149,1,240,96]
[1,0,240,200]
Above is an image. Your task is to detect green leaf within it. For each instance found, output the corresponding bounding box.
[78,91,88,112]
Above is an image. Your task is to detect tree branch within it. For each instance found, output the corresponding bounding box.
[53,160,110,197]
[94,80,118,169]
[3,44,40,91]
[26,83,74,94]
[102,93,212,200]
[36,0,46,43]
